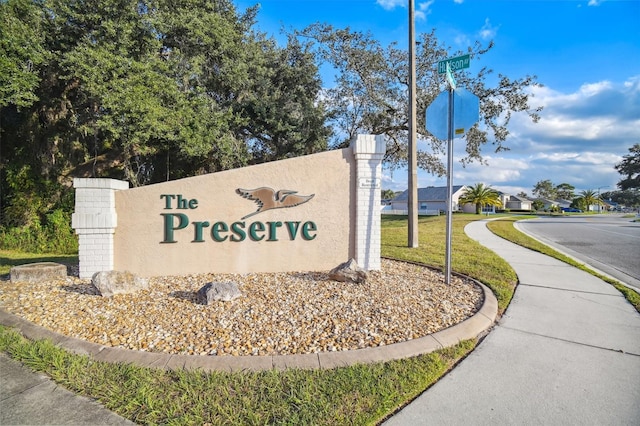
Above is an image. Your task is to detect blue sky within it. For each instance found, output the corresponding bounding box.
[235,0,640,197]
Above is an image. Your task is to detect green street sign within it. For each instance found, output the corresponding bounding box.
[438,54,470,74]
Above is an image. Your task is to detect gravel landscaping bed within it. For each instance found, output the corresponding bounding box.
[0,259,483,356]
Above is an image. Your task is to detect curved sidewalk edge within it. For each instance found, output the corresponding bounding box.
[0,281,497,372]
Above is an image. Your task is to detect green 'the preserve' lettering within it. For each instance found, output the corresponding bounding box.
[302,221,317,240]
[160,194,198,210]
[286,221,300,239]
[230,222,246,242]
[161,214,317,244]
[192,221,210,242]
[161,213,189,243]
[249,221,265,241]
[268,221,282,241]
[211,222,228,242]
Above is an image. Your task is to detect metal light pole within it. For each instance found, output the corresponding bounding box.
[597,186,609,213]
[407,0,418,248]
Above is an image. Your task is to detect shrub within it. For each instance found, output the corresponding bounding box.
[0,208,77,254]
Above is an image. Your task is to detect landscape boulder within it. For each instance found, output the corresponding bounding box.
[92,270,149,297]
[198,281,242,304]
[10,262,67,283]
[329,259,368,284]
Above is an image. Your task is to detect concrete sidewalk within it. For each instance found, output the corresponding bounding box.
[0,353,135,425]
[385,220,640,425]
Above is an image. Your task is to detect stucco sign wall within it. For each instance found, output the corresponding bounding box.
[72,135,385,278]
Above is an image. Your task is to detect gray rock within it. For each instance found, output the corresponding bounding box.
[10,262,67,283]
[198,281,242,304]
[329,259,368,284]
[91,270,149,297]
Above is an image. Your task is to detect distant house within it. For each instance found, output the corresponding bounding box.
[498,193,533,211]
[390,185,471,214]
[535,198,560,210]
[589,201,609,213]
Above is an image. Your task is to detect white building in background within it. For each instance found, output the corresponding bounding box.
[389,185,472,214]
[498,193,533,211]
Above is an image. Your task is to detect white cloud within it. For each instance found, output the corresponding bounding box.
[453,156,529,183]
[531,151,622,167]
[508,77,640,151]
[579,81,613,96]
[533,115,618,140]
[389,76,639,194]
[478,18,498,40]
[449,18,498,49]
[573,152,622,166]
[588,0,604,6]
[381,170,405,189]
[454,33,470,47]
[376,0,435,21]
[416,0,435,21]
[623,76,640,90]
[376,0,405,10]
[531,152,580,162]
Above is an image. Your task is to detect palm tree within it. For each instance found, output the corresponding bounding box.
[458,183,503,214]
[578,189,603,212]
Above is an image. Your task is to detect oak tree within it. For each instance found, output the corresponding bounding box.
[296,24,542,176]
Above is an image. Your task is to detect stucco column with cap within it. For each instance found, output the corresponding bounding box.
[352,134,386,270]
[72,178,129,278]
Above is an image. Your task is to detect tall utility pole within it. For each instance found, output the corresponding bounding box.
[407,0,418,248]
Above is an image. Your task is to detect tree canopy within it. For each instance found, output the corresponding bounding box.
[295,24,542,176]
[531,180,576,201]
[555,183,575,201]
[532,180,557,200]
[1,0,329,234]
[0,0,48,108]
[615,143,640,191]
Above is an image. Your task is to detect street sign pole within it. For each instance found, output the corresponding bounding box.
[445,82,455,285]
[427,54,477,284]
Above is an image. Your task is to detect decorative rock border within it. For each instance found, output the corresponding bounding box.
[0,279,497,372]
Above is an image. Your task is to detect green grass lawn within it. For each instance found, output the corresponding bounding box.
[0,326,475,425]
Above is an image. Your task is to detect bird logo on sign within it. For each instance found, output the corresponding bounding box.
[236,187,315,219]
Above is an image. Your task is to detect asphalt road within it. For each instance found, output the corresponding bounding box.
[516,214,640,292]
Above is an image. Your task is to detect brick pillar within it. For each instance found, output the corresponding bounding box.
[352,134,386,271]
[71,178,129,278]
